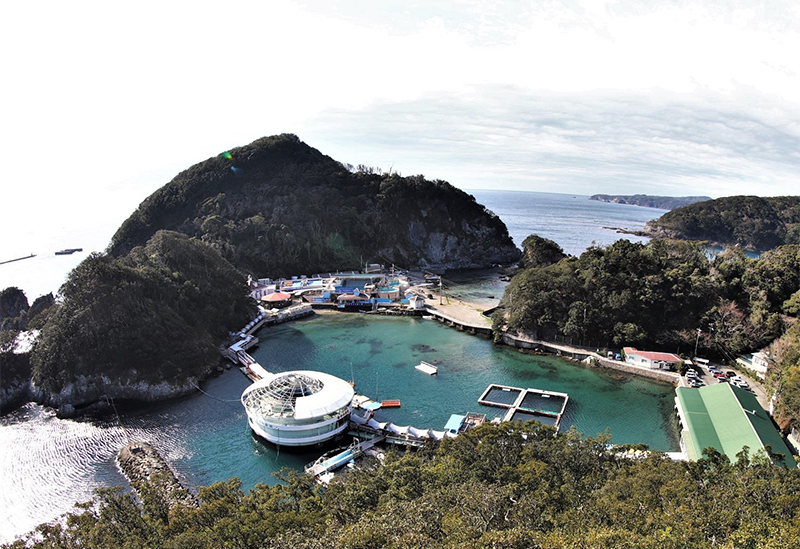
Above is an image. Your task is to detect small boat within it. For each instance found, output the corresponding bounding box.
[55,248,83,256]
[380,399,401,408]
[415,361,438,375]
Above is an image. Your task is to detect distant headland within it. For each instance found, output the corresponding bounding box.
[590,194,711,210]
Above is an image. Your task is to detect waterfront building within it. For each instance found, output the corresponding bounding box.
[241,370,354,447]
[260,291,292,308]
[623,347,683,370]
[674,383,795,467]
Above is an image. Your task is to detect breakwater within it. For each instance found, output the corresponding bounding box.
[117,442,197,508]
[0,254,36,265]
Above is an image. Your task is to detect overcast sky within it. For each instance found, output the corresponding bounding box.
[3,0,799,230]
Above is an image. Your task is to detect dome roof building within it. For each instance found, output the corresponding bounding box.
[241,370,354,447]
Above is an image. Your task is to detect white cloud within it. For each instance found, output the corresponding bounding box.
[1,0,799,222]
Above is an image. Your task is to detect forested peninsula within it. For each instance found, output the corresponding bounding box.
[495,236,800,430]
[0,134,520,413]
[590,194,711,210]
[642,195,800,251]
[109,133,520,276]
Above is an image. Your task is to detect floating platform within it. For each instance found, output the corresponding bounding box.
[415,361,438,375]
[478,384,569,431]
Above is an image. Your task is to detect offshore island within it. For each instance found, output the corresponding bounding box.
[3,134,800,547]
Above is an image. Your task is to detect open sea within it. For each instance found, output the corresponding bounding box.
[0,191,670,543]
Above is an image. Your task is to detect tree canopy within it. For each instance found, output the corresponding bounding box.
[109,134,520,277]
[643,195,800,252]
[498,239,797,359]
[29,231,254,404]
[6,420,800,549]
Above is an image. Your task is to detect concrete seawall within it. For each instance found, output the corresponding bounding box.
[499,333,680,385]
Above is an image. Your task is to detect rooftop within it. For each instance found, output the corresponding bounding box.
[675,383,795,468]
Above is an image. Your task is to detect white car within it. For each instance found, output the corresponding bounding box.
[732,379,750,390]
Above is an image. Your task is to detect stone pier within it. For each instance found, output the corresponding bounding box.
[117,442,197,508]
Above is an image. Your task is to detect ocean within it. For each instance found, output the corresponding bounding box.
[0,191,670,543]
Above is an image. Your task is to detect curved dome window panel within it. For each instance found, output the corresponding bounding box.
[241,371,355,447]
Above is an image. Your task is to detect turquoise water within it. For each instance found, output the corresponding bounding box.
[251,314,679,454]
[0,191,676,542]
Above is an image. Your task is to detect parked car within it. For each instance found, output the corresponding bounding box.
[726,371,737,378]
[690,379,704,388]
[713,372,727,379]
[709,367,722,374]
[717,376,729,382]
[733,379,750,390]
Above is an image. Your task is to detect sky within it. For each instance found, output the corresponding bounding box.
[2,0,800,264]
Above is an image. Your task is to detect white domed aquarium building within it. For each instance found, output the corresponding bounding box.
[241,371,355,447]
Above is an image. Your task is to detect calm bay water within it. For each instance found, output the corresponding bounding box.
[0,191,672,543]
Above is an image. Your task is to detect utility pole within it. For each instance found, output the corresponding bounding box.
[439,277,443,305]
[694,328,701,358]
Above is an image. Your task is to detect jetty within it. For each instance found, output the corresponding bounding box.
[0,253,35,265]
[423,303,493,336]
[478,384,569,431]
[117,442,196,508]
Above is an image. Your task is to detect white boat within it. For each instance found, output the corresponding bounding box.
[415,361,438,375]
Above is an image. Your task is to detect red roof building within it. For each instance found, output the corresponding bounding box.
[261,291,292,305]
[623,347,683,370]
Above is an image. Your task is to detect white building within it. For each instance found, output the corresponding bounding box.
[736,351,770,380]
[623,347,683,370]
[241,371,354,447]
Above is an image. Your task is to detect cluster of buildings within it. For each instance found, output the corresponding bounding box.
[238,268,795,468]
[248,269,428,313]
[622,345,793,467]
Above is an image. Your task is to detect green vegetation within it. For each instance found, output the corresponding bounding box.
[643,195,800,251]
[590,194,711,210]
[109,134,520,277]
[519,235,567,269]
[29,231,254,404]
[7,421,800,548]
[498,239,797,358]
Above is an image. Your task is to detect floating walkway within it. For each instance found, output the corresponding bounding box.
[349,410,484,447]
[224,304,315,378]
[478,384,569,431]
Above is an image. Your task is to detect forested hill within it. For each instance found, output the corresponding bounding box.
[110,134,520,276]
[590,194,711,209]
[642,195,800,251]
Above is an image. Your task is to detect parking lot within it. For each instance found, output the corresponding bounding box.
[682,363,770,410]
